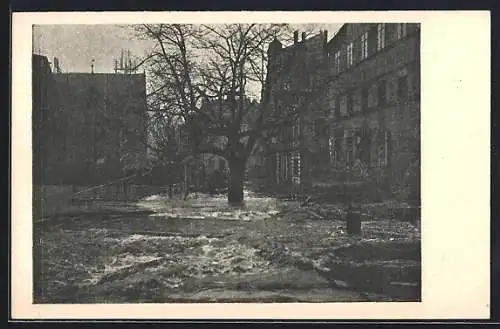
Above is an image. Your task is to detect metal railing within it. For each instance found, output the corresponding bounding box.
[70,169,153,204]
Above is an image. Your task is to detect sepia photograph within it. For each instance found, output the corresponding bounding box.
[31,22,421,304]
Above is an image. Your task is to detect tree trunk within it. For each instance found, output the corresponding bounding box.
[228,159,245,206]
[123,182,128,201]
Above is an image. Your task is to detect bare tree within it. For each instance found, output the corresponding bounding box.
[146,109,186,198]
[135,23,330,205]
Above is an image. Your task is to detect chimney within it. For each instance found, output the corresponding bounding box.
[53,57,60,73]
[293,31,298,44]
[302,32,306,42]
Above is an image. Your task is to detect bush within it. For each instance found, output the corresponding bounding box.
[389,159,420,205]
[203,168,228,193]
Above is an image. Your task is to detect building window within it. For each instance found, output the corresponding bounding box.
[335,97,341,119]
[386,79,398,104]
[345,136,354,169]
[385,130,391,167]
[377,23,386,50]
[347,93,353,114]
[358,127,371,165]
[296,118,301,139]
[396,23,408,39]
[367,84,378,108]
[353,90,362,112]
[398,75,409,101]
[361,32,368,60]
[308,74,314,89]
[275,154,280,183]
[329,136,342,167]
[291,151,301,184]
[361,87,368,111]
[378,80,387,106]
[328,137,335,164]
[347,43,353,67]
[375,129,392,167]
[333,51,340,73]
[377,143,385,166]
[410,64,420,100]
[314,119,327,138]
[340,95,348,117]
[329,94,336,119]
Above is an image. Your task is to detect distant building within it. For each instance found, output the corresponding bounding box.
[32,54,148,185]
[32,54,60,185]
[262,23,421,202]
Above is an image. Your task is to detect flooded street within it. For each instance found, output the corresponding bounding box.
[34,192,420,303]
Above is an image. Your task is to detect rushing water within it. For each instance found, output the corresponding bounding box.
[34,192,419,303]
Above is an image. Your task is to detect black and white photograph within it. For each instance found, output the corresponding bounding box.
[31,21,422,304]
[10,10,492,320]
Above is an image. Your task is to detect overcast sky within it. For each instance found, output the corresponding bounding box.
[33,24,342,73]
[33,24,342,100]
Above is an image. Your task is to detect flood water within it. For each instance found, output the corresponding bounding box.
[33,192,420,303]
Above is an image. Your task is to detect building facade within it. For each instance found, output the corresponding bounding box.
[263,23,421,202]
[32,54,61,185]
[325,23,420,201]
[263,30,330,193]
[32,54,148,185]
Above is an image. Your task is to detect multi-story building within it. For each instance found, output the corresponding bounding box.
[324,23,420,201]
[263,23,421,202]
[32,54,148,185]
[263,30,330,193]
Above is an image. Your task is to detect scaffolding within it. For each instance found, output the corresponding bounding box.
[114,49,139,74]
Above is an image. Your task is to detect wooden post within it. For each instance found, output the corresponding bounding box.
[123,181,128,201]
[346,203,361,235]
[183,163,188,199]
[344,167,362,235]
